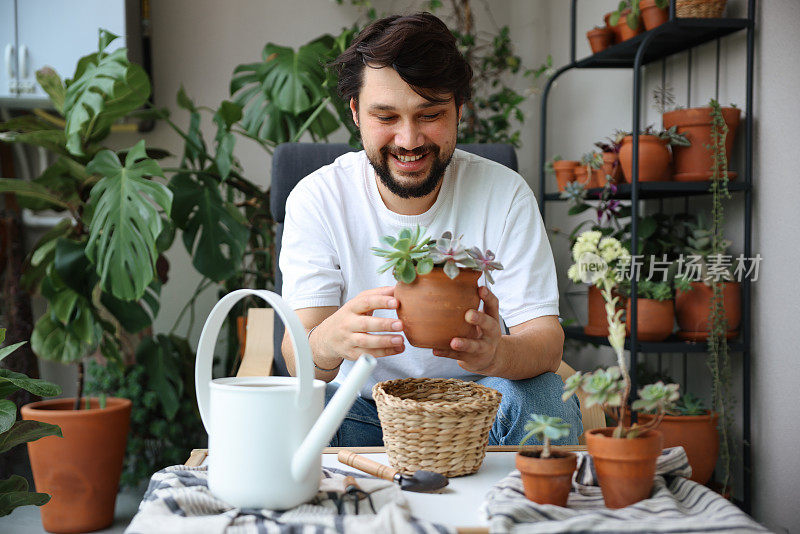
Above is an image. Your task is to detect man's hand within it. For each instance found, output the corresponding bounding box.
[432,286,501,375]
[312,286,406,362]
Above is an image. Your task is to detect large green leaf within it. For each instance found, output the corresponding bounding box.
[63,30,149,155]
[137,335,181,420]
[0,475,51,517]
[0,179,69,210]
[170,173,248,281]
[212,101,242,181]
[85,141,172,300]
[100,280,161,334]
[31,313,92,364]
[0,130,69,157]
[36,67,66,113]
[53,238,98,299]
[0,370,61,400]
[0,420,62,454]
[0,400,15,434]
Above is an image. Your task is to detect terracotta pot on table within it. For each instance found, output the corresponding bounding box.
[516,450,578,507]
[22,397,131,534]
[394,266,481,350]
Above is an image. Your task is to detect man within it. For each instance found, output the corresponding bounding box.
[280,12,581,446]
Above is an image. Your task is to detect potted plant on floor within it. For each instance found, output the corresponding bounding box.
[372,227,502,350]
[563,244,679,507]
[516,415,576,506]
[618,125,690,182]
[0,330,62,518]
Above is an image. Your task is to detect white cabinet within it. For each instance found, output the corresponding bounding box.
[1,0,138,106]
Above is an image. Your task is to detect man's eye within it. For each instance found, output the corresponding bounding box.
[377,116,395,122]
[422,113,441,120]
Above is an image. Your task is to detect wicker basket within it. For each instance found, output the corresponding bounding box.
[676,0,727,18]
[373,378,502,477]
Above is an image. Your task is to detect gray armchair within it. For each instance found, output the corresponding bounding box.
[268,142,518,376]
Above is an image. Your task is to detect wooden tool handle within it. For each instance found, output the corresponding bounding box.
[337,449,399,481]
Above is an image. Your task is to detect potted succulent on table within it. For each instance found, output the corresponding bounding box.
[0,330,62,518]
[372,227,503,350]
[516,415,576,506]
[618,125,690,182]
[574,151,605,190]
[547,155,580,192]
[563,247,679,507]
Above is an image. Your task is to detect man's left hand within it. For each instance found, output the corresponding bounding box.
[432,286,501,375]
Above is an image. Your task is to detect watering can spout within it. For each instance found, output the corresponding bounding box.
[291,354,377,481]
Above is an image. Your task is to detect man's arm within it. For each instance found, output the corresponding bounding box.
[432,286,563,380]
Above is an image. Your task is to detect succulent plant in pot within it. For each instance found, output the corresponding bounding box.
[575,151,605,190]
[608,0,644,41]
[619,278,676,342]
[372,227,503,350]
[516,415,576,506]
[563,229,679,508]
[618,125,690,182]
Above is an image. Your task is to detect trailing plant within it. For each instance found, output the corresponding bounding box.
[0,329,62,516]
[372,227,503,284]
[519,414,571,458]
[707,97,735,493]
[564,232,679,438]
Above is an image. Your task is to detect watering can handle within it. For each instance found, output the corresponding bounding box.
[195,289,314,433]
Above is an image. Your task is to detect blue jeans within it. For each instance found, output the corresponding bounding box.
[324,373,583,447]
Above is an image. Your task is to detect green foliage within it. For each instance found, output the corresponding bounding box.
[580,151,603,170]
[371,226,434,284]
[631,382,680,413]
[0,330,62,516]
[669,393,707,416]
[520,414,570,458]
[620,279,673,301]
[85,352,206,488]
[609,0,641,29]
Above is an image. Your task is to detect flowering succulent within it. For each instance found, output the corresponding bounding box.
[520,414,571,458]
[373,227,503,284]
[567,233,630,287]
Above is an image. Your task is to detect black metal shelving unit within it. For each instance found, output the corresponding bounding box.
[537,0,755,512]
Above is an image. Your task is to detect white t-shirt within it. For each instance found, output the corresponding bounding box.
[280,149,559,398]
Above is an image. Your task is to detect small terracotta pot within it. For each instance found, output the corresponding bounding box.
[633,412,719,485]
[395,267,481,350]
[587,27,615,54]
[616,10,644,41]
[619,135,672,182]
[574,166,605,189]
[22,397,131,534]
[675,281,741,340]
[640,0,670,30]
[516,450,577,506]
[662,106,741,181]
[601,151,623,183]
[585,285,626,337]
[626,297,675,342]
[586,427,663,508]
[604,13,622,44]
[553,160,580,192]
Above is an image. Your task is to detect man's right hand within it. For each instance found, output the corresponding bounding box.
[310,286,405,362]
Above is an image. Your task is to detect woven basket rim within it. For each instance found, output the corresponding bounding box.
[373,377,501,414]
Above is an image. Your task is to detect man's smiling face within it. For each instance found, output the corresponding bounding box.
[351,66,460,199]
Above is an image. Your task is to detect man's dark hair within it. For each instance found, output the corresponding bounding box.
[330,12,472,109]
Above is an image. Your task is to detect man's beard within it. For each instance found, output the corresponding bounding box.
[367,144,454,199]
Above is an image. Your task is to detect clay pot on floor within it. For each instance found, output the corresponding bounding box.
[601,151,623,183]
[662,106,741,181]
[574,166,605,189]
[553,160,580,192]
[516,450,578,506]
[22,397,131,534]
[585,285,626,337]
[616,10,644,41]
[626,297,675,342]
[675,281,741,340]
[619,135,672,182]
[395,266,481,350]
[587,27,615,54]
[634,412,719,485]
[586,427,663,508]
[640,0,670,30]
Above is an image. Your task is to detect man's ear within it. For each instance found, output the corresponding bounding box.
[350,98,359,127]
[457,103,464,123]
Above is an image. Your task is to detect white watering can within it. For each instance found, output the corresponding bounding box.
[195,289,376,510]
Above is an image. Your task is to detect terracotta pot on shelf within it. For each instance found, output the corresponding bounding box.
[585,285,626,337]
[675,281,741,340]
[516,450,577,506]
[601,151,623,183]
[631,412,719,485]
[22,397,131,534]
[586,428,663,508]
[574,166,605,190]
[603,13,622,43]
[553,160,580,192]
[615,9,644,41]
[626,297,675,342]
[618,135,672,182]
[640,0,670,30]
[395,266,481,350]
[662,106,741,181]
[587,27,615,54]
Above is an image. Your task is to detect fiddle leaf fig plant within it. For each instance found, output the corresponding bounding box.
[372,227,502,284]
[520,414,571,458]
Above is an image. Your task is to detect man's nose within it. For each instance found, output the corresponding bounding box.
[394,120,424,150]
